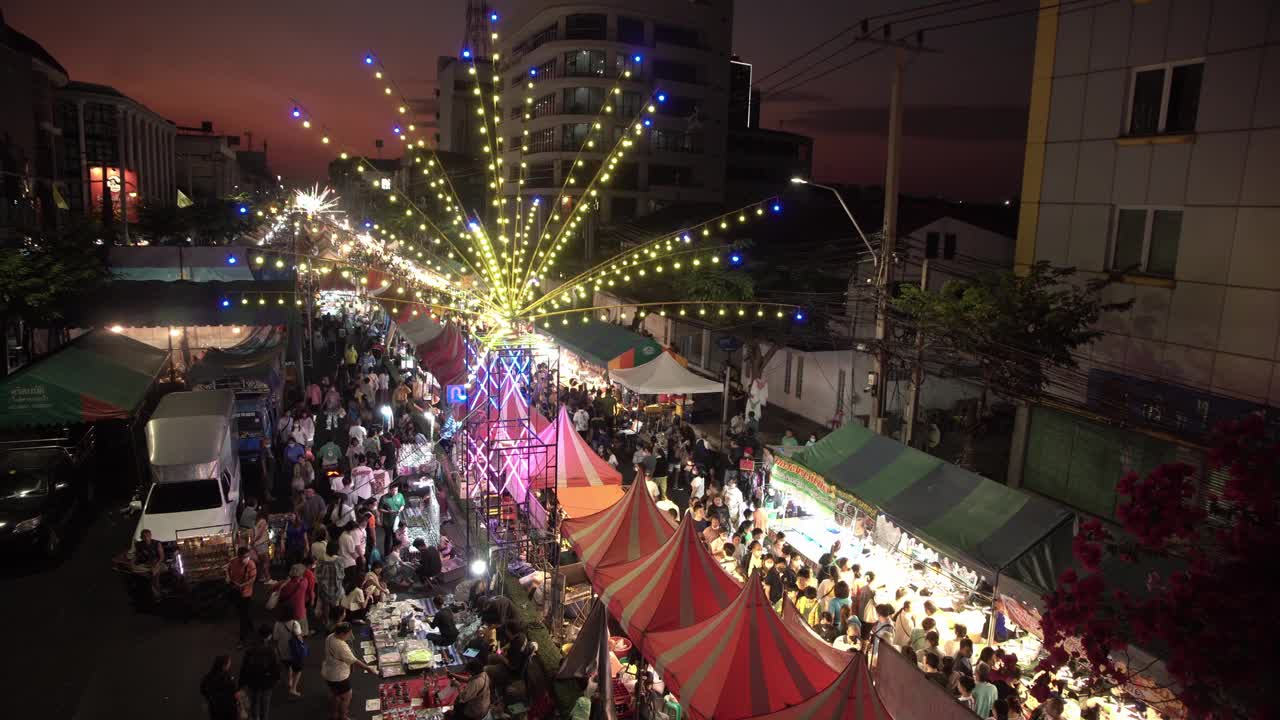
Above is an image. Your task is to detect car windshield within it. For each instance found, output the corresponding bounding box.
[145,480,223,513]
[236,413,264,434]
[0,467,49,499]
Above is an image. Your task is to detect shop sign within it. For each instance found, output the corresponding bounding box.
[772,457,877,516]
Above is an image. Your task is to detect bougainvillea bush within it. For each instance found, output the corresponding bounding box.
[1036,414,1278,719]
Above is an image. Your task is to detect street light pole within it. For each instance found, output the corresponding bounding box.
[789,178,876,265]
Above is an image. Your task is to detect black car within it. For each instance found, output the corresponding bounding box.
[0,430,95,561]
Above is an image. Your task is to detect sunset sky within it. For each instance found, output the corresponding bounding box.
[6,0,1038,200]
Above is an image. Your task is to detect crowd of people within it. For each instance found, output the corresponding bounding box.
[194,305,463,720]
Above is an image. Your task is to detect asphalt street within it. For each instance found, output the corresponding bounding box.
[2,498,382,720]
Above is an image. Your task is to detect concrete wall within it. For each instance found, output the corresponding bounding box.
[1021,0,1280,408]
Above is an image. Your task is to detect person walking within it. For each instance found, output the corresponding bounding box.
[226,546,258,646]
[273,610,306,698]
[378,483,405,557]
[200,655,239,720]
[321,622,375,720]
[238,625,280,720]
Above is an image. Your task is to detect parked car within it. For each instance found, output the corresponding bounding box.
[0,428,96,561]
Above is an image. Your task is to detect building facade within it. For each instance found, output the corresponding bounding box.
[435,55,493,157]
[175,130,238,201]
[1011,0,1280,520]
[56,81,177,220]
[492,0,733,225]
[0,12,68,237]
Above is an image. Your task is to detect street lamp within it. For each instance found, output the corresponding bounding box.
[790,177,876,265]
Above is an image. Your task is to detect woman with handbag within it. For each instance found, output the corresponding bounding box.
[272,609,306,698]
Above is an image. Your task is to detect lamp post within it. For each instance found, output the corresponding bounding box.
[790,178,876,264]
[792,177,879,432]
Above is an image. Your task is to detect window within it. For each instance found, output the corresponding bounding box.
[618,91,642,118]
[1111,207,1182,276]
[612,162,639,190]
[564,49,606,77]
[925,232,939,259]
[656,95,699,117]
[532,93,556,118]
[653,60,698,84]
[145,480,223,514]
[649,164,696,187]
[611,196,637,220]
[784,352,792,394]
[508,165,520,181]
[527,128,556,154]
[654,23,699,48]
[562,87,605,115]
[535,58,556,79]
[561,159,600,180]
[1127,61,1203,136]
[836,369,847,415]
[526,163,554,186]
[943,233,957,260]
[511,105,523,119]
[617,16,645,44]
[650,129,700,153]
[615,53,641,77]
[796,357,804,399]
[561,122,591,150]
[565,13,606,40]
[515,24,557,56]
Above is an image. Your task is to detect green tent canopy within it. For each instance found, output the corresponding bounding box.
[539,320,663,369]
[782,422,1074,594]
[0,330,168,429]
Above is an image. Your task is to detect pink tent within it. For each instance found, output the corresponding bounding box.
[535,407,622,487]
[418,321,466,387]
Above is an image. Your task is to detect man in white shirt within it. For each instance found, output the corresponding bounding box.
[349,463,374,501]
[724,482,745,528]
[348,422,367,446]
[573,406,590,441]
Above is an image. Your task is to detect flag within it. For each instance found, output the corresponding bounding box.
[177,189,194,208]
[51,184,70,210]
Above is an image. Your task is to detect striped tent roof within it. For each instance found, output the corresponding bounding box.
[561,478,676,577]
[594,514,740,652]
[537,407,622,487]
[646,573,842,720]
[780,596,859,673]
[783,421,1074,593]
[746,654,892,720]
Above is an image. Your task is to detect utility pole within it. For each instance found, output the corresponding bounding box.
[870,46,906,435]
[903,258,929,447]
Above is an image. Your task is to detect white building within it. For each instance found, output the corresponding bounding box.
[492,0,732,225]
[1010,0,1280,520]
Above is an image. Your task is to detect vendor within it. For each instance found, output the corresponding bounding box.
[448,660,492,720]
[131,528,166,596]
[427,594,459,646]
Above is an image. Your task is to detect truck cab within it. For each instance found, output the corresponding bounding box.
[136,390,241,545]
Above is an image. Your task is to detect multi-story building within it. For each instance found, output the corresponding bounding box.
[0,11,68,237]
[55,81,176,221]
[1010,0,1280,521]
[492,0,733,225]
[175,125,239,201]
[435,55,493,157]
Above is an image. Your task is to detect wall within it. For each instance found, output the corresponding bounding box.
[1023,0,1280,409]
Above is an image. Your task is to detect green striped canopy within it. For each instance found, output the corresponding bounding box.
[785,423,1074,593]
[538,320,663,369]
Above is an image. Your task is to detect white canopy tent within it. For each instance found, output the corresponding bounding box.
[609,351,722,395]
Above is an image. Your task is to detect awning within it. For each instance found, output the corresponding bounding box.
[783,422,1075,593]
[68,279,297,327]
[108,246,256,282]
[610,351,722,395]
[0,330,168,429]
[187,326,286,386]
[561,479,676,577]
[534,407,622,487]
[558,485,625,518]
[539,319,663,369]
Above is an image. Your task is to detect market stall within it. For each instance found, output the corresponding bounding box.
[527,407,623,488]
[593,516,740,652]
[560,479,676,578]
[608,351,721,396]
[645,573,844,720]
[537,319,663,387]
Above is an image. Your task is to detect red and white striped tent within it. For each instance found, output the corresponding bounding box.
[744,653,892,720]
[594,514,740,655]
[561,478,676,578]
[645,573,845,720]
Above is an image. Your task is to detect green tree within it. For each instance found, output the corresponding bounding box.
[891,262,1130,465]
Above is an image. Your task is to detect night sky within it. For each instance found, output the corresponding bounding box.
[6,0,1037,200]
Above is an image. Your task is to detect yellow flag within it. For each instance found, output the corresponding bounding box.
[177,189,194,208]
[52,184,70,210]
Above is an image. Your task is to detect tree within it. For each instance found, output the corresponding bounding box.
[1035,413,1278,719]
[890,262,1131,464]
[671,268,781,378]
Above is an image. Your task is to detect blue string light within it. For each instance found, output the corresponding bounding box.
[461,49,472,59]
[633,54,642,63]
[364,54,374,65]
[220,299,231,308]
[772,202,782,213]
[291,108,301,118]
[226,255,237,265]
[656,92,667,102]
[238,206,248,215]
[489,11,498,21]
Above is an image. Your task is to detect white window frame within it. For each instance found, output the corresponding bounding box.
[1123,58,1204,136]
[1109,205,1183,275]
